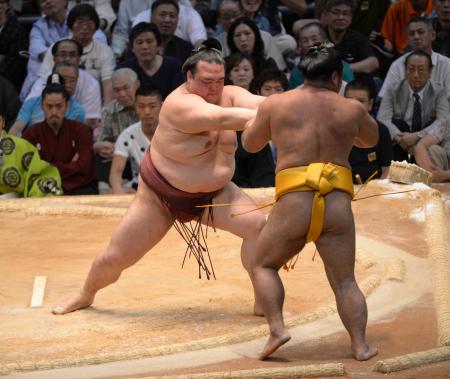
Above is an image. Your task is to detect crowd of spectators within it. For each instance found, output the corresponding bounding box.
[0,0,449,198]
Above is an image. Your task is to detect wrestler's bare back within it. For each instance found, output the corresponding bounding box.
[151,83,263,193]
[254,86,378,172]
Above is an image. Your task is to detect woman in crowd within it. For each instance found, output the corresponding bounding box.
[227,16,279,77]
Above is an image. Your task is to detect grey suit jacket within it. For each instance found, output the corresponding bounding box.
[377,79,449,140]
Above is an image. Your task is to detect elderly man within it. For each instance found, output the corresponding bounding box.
[26,38,102,127]
[288,21,354,89]
[52,41,267,316]
[39,4,116,105]
[379,16,450,100]
[109,86,162,194]
[94,68,140,186]
[151,0,193,64]
[322,0,379,75]
[20,0,107,100]
[242,43,378,361]
[377,50,449,162]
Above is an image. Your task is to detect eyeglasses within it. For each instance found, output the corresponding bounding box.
[73,19,96,28]
[328,9,352,17]
[55,52,79,59]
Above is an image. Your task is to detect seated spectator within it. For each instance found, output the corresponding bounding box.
[133,0,207,48]
[212,0,242,37]
[111,0,154,59]
[413,119,450,182]
[254,68,288,96]
[150,0,193,64]
[20,0,69,101]
[117,22,184,99]
[0,114,63,198]
[252,68,288,163]
[344,79,393,183]
[67,0,116,33]
[10,64,85,135]
[216,3,286,71]
[22,82,96,195]
[0,77,21,130]
[225,52,255,91]
[0,0,28,92]
[288,21,354,89]
[226,17,283,76]
[94,68,140,185]
[381,0,433,56]
[379,16,450,100]
[226,55,275,188]
[39,4,116,105]
[377,50,449,162]
[26,39,102,128]
[239,0,297,56]
[110,86,162,194]
[323,0,379,75]
[430,0,450,58]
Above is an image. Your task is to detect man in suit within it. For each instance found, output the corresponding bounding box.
[377,50,449,162]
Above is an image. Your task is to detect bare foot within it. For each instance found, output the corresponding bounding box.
[52,293,94,315]
[258,331,291,360]
[352,344,378,361]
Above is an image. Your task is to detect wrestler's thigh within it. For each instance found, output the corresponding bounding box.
[204,182,266,240]
[315,191,356,287]
[254,193,312,269]
[107,179,173,264]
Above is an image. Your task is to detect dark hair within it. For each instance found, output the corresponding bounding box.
[67,4,100,30]
[224,52,255,84]
[300,43,343,81]
[129,22,162,46]
[407,15,434,29]
[299,21,327,40]
[51,38,83,58]
[254,68,288,92]
[404,49,433,69]
[135,85,163,101]
[42,75,70,102]
[151,0,179,13]
[182,38,225,75]
[344,79,373,99]
[227,17,264,57]
[324,0,355,12]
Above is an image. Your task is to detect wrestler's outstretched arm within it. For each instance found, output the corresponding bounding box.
[241,96,272,153]
[167,92,257,133]
[225,85,265,109]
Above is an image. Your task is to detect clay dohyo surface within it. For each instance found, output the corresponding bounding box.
[0,181,450,378]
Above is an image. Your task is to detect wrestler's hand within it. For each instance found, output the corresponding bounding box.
[244,117,255,131]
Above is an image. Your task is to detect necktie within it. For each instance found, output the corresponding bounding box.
[412,93,422,132]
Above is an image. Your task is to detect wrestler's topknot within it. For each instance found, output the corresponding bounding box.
[300,42,343,82]
[182,38,225,76]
